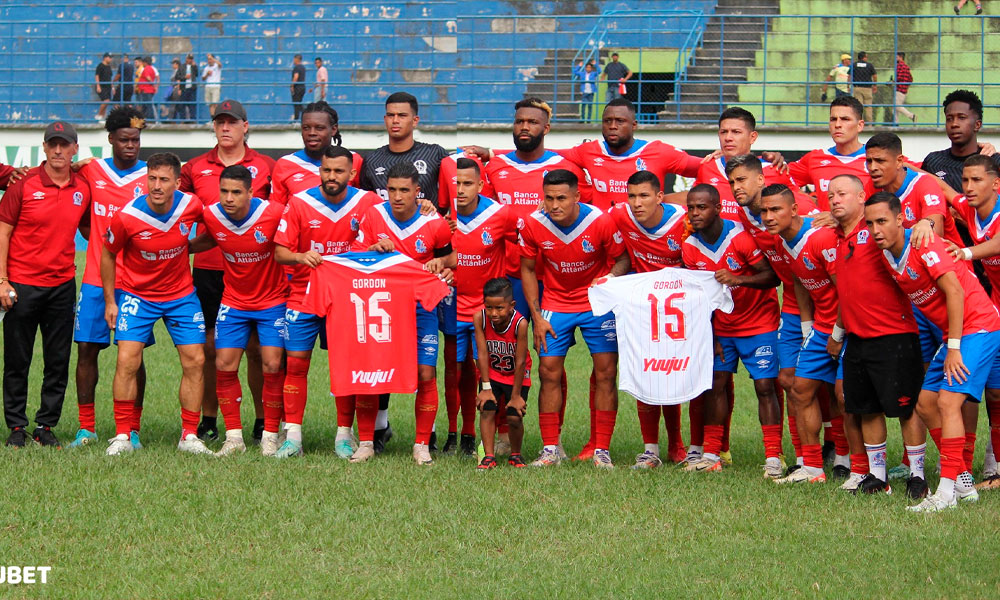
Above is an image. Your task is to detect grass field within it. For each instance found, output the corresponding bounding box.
[2,256,1000,599]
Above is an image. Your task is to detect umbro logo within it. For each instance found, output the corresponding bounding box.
[32,191,45,200]
[292,173,305,181]
[820,160,831,166]
[308,219,322,228]
[139,231,152,239]
[200,169,214,176]
[215,232,227,239]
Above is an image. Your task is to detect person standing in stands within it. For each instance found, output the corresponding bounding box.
[290,55,307,120]
[893,52,915,124]
[852,52,878,123]
[95,53,113,122]
[600,53,632,102]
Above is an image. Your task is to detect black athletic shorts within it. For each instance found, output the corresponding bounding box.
[492,382,530,416]
[193,267,225,330]
[842,333,923,418]
[98,86,112,101]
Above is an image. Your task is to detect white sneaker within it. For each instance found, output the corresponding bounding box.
[260,431,280,457]
[215,437,246,457]
[350,443,375,463]
[839,471,866,491]
[682,448,703,466]
[106,434,134,456]
[177,434,213,455]
[631,451,663,470]
[412,443,433,465]
[531,446,562,467]
[592,449,614,470]
[907,491,957,512]
[956,471,979,503]
[775,466,826,484]
[762,457,784,480]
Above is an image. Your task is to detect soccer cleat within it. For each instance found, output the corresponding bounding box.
[719,450,733,466]
[459,434,476,457]
[667,445,687,464]
[477,455,497,470]
[428,431,438,453]
[349,443,375,463]
[831,464,851,480]
[975,474,1000,490]
[631,451,663,470]
[494,439,511,457]
[178,434,213,455]
[907,491,957,512]
[251,420,264,446]
[574,443,596,462]
[260,432,280,457]
[196,421,219,443]
[508,453,527,468]
[905,475,929,500]
[129,430,142,450]
[106,434,134,456]
[215,438,246,457]
[68,429,98,448]
[887,463,910,480]
[775,467,826,484]
[335,434,358,459]
[682,448,703,466]
[783,463,803,477]
[684,456,722,473]
[839,472,866,491]
[412,443,433,465]
[32,426,61,448]
[274,439,303,459]
[373,425,393,454]
[762,457,784,480]
[855,474,892,495]
[531,447,562,467]
[956,473,979,503]
[441,432,458,455]
[593,449,614,469]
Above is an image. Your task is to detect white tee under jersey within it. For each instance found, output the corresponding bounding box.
[588,268,733,405]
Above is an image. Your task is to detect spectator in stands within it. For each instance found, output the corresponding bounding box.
[893,52,915,124]
[94,53,113,121]
[573,60,599,122]
[821,54,852,101]
[112,53,134,106]
[600,52,632,102]
[178,53,199,123]
[310,57,328,102]
[955,1,984,15]
[290,54,306,120]
[167,58,182,121]
[202,53,222,119]
[851,51,878,123]
[134,56,158,121]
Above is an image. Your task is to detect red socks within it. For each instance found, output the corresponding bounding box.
[459,361,478,436]
[539,412,560,446]
[829,414,849,455]
[181,407,200,439]
[595,409,616,451]
[802,443,823,469]
[355,394,378,442]
[113,399,133,437]
[940,436,965,480]
[703,424,723,457]
[262,371,284,433]
[283,356,310,426]
[850,452,870,475]
[131,402,143,433]
[637,401,660,445]
[929,427,943,449]
[414,379,438,445]
[688,395,705,446]
[663,404,684,452]
[216,369,243,431]
[79,403,96,432]
[336,395,356,429]
[761,424,782,459]
[964,432,976,473]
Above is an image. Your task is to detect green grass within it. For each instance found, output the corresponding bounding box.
[2,255,1000,598]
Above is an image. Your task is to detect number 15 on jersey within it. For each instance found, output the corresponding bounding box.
[351,291,392,343]
[648,292,686,342]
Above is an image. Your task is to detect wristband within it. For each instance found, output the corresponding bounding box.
[800,320,814,338]
[947,338,961,350]
[961,247,973,261]
[831,324,846,343]
[481,382,491,390]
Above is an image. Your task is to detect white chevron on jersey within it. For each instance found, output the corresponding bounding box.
[625,202,685,240]
[529,203,601,244]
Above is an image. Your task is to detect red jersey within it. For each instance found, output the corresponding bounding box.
[299,252,449,396]
[201,198,288,311]
[104,191,202,302]
[0,164,90,287]
[437,151,494,217]
[865,168,962,245]
[788,147,868,211]
[880,231,1000,338]
[454,196,515,321]
[484,150,592,277]
[179,145,275,271]
[352,202,452,265]
[79,158,147,288]
[518,202,625,312]
[776,219,839,333]
[484,309,531,386]
[694,156,805,220]
[608,201,686,271]
[269,149,363,206]
[558,139,701,210]
[275,186,379,310]
[951,194,1000,306]
[682,220,779,336]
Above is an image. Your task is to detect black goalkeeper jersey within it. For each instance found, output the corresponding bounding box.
[359,141,449,206]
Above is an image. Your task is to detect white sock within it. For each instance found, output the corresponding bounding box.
[285,423,303,443]
[644,443,659,455]
[336,426,352,440]
[375,409,389,430]
[703,452,720,461]
[543,444,557,452]
[804,465,825,475]
[261,430,278,440]
[937,477,956,499]
[688,445,703,455]
[834,453,850,469]
[905,443,926,479]
[359,440,373,448]
[865,442,888,481]
[225,429,243,442]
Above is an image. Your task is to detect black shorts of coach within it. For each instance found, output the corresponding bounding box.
[842,333,923,418]
[193,267,224,330]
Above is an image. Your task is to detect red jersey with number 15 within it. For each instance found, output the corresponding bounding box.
[608,201,686,271]
[776,219,839,333]
[79,158,147,288]
[352,202,452,264]
[454,196,515,321]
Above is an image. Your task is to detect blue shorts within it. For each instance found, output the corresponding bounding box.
[283,309,326,352]
[437,287,457,336]
[215,303,286,350]
[115,290,205,346]
[715,331,780,380]
[836,338,846,381]
[455,319,477,362]
[537,309,617,357]
[923,330,1000,398]
[795,328,839,384]
[75,283,156,347]
[914,307,944,364]
[508,276,543,324]
[777,312,803,371]
[417,303,439,367]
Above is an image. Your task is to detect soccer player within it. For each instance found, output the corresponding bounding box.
[607,170,688,467]
[473,278,531,469]
[353,162,455,465]
[101,153,210,456]
[865,192,1000,510]
[923,90,1000,193]
[180,99,275,443]
[274,145,381,458]
[519,169,629,468]
[70,106,150,449]
[438,150,492,217]
[826,175,928,498]
[787,96,869,210]
[681,184,783,475]
[191,165,288,456]
[270,101,363,206]
[451,158,515,456]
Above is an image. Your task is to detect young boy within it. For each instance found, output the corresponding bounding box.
[473,278,531,469]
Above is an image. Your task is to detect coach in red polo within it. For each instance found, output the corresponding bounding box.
[0,121,91,448]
